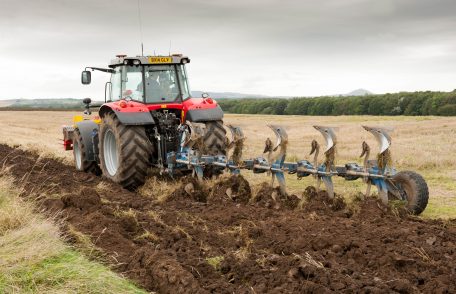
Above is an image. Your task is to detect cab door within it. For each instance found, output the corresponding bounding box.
[109,67,122,101]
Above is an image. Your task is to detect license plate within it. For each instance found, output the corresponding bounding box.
[149,56,173,63]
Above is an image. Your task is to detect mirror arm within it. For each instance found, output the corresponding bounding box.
[85,67,114,74]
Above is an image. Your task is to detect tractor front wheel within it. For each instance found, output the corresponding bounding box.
[99,113,152,190]
[72,128,101,175]
[391,171,429,215]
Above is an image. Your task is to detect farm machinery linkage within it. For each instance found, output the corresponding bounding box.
[63,53,429,215]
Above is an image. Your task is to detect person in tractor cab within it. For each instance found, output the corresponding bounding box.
[143,71,161,100]
[158,71,178,100]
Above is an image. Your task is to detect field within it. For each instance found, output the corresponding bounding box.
[0,111,455,293]
[0,111,455,218]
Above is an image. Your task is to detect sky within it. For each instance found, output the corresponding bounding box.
[1,0,456,99]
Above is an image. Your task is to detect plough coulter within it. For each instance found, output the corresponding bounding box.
[63,53,428,215]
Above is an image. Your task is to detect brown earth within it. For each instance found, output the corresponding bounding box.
[1,144,456,293]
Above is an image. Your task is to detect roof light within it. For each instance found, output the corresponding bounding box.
[116,54,127,58]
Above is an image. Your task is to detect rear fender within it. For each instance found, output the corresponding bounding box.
[185,105,224,122]
[99,104,155,125]
[75,120,99,162]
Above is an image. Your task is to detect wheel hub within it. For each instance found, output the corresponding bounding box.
[103,129,119,176]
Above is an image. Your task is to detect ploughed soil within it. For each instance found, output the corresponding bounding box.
[1,144,456,293]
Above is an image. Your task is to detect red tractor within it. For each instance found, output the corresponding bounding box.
[63,54,228,189]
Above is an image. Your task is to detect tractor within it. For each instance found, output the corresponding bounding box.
[63,54,228,189]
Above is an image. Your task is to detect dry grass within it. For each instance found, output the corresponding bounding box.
[0,175,146,293]
[0,111,454,218]
[138,175,179,202]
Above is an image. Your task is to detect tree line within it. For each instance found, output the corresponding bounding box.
[217,91,456,116]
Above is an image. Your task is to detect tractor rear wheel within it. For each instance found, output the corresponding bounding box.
[73,128,101,175]
[201,121,228,178]
[203,121,227,155]
[99,113,152,190]
[391,171,429,215]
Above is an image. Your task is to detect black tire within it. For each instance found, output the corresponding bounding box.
[201,121,228,178]
[99,113,152,190]
[202,121,227,155]
[73,128,101,175]
[391,171,429,215]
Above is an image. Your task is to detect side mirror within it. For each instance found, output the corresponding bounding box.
[81,70,91,85]
[201,92,209,98]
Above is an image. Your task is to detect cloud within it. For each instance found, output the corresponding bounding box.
[1,0,456,99]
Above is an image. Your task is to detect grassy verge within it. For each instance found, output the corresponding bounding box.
[0,176,146,294]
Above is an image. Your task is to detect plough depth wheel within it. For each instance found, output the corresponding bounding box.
[390,171,429,215]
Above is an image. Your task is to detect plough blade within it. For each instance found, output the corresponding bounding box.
[363,126,393,171]
[183,122,206,152]
[266,125,288,195]
[309,140,320,170]
[267,125,288,153]
[226,125,245,165]
[313,126,337,152]
[362,126,392,154]
[321,176,334,199]
[313,125,337,173]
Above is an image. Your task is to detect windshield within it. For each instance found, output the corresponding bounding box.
[142,65,191,103]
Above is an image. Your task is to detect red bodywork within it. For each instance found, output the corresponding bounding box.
[100,97,218,121]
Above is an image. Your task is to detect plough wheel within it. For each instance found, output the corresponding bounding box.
[392,171,429,215]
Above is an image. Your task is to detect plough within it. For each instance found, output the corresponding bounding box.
[168,123,429,215]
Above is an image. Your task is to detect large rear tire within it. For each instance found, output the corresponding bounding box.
[391,171,429,215]
[99,113,152,190]
[201,121,228,177]
[203,121,227,155]
[73,128,101,175]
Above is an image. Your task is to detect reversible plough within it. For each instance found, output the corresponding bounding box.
[169,124,429,214]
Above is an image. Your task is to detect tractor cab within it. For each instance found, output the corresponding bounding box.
[82,54,192,104]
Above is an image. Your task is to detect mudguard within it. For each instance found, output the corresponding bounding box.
[75,120,99,162]
[114,111,155,125]
[186,105,224,122]
[99,105,155,126]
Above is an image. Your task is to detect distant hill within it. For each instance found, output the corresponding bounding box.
[344,89,373,96]
[0,100,15,107]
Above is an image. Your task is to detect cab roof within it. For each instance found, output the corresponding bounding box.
[109,54,190,68]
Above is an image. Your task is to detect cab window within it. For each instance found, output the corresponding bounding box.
[110,67,121,101]
[122,66,144,101]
